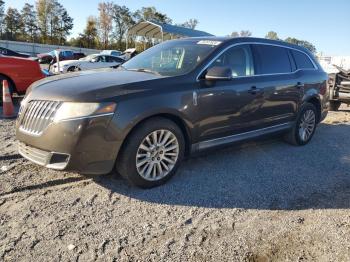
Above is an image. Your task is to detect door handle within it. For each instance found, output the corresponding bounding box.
[248,86,263,95]
[296,82,305,89]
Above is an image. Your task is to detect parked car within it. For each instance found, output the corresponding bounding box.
[0,56,45,102]
[16,37,328,188]
[327,65,350,111]
[51,54,125,74]
[37,50,85,64]
[0,47,30,58]
[119,48,138,61]
[100,50,123,57]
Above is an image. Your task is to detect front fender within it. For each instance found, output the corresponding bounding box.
[105,91,195,143]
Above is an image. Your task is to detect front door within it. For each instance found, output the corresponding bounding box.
[196,44,267,142]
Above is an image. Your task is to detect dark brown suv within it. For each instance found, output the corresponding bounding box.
[16,37,329,188]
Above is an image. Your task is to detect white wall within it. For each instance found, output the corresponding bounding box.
[0,40,100,56]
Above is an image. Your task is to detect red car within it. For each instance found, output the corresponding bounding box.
[0,56,45,101]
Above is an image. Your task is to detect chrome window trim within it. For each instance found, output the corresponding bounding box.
[196,41,318,81]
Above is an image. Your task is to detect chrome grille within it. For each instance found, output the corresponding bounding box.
[20,100,61,136]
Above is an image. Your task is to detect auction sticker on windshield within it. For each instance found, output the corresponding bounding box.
[197,40,222,46]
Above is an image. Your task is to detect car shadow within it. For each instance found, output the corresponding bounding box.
[94,121,350,210]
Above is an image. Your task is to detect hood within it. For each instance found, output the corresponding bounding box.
[27,68,164,102]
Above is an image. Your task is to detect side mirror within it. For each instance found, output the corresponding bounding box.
[205,66,232,81]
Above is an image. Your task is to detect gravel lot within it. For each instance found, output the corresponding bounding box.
[1,104,350,261]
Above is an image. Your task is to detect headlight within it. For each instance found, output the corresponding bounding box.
[53,102,116,122]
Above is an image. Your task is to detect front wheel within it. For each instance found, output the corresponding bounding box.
[284,103,317,146]
[116,117,185,188]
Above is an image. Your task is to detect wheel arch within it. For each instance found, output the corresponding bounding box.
[305,95,321,123]
[119,112,193,159]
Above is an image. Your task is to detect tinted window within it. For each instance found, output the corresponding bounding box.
[253,45,292,74]
[209,45,254,77]
[98,56,107,62]
[107,56,124,63]
[291,50,315,69]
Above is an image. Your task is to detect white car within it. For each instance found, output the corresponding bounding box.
[51,54,125,74]
[100,50,123,57]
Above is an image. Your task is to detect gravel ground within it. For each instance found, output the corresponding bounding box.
[1,105,350,261]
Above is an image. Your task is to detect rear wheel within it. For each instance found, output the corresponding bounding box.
[329,101,341,111]
[284,103,317,146]
[116,117,185,188]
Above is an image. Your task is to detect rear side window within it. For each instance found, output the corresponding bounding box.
[253,45,292,74]
[291,50,315,69]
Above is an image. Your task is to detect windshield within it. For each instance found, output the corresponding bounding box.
[122,40,220,77]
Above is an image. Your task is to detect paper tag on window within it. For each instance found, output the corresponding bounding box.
[197,40,222,46]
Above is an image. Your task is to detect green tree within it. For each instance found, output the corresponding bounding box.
[134,7,172,24]
[230,30,252,37]
[265,31,279,40]
[36,0,54,43]
[77,16,98,48]
[4,7,22,40]
[36,0,72,44]
[112,4,135,50]
[56,6,73,44]
[21,3,38,42]
[98,2,114,49]
[285,37,317,54]
[180,18,198,29]
[0,0,5,38]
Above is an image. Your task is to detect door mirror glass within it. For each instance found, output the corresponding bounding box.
[205,66,233,81]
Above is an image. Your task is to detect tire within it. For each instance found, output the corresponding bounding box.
[284,103,317,146]
[67,66,76,72]
[329,101,341,111]
[116,117,185,188]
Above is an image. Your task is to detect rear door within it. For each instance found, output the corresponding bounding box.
[250,44,302,125]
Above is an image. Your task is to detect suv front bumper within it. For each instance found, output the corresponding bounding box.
[16,115,123,175]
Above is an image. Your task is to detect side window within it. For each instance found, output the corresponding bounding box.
[253,45,292,74]
[99,56,107,62]
[210,45,254,77]
[291,50,315,70]
[106,56,113,62]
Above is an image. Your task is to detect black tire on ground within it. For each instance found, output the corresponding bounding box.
[284,102,318,146]
[67,66,76,72]
[116,117,185,188]
[329,101,341,111]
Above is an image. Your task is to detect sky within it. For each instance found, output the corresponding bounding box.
[4,0,350,56]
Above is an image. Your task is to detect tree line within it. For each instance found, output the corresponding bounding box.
[0,1,198,51]
[230,30,317,54]
[0,0,316,53]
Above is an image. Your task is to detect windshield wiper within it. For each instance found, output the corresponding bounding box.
[128,68,161,76]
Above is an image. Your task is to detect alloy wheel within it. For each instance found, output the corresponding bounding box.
[136,129,179,181]
[298,109,316,142]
